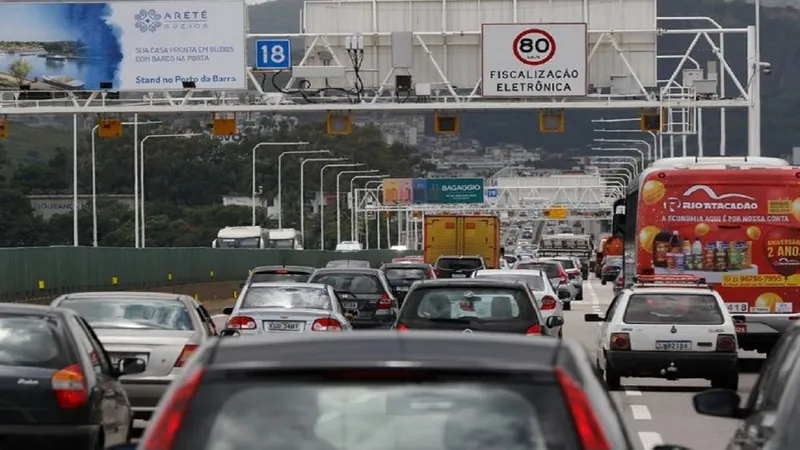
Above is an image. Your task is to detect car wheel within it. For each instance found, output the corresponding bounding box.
[575,292,583,301]
[563,302,571,311]
[711,373,739,391]
[558,329,563,339]
[605,366,622,390]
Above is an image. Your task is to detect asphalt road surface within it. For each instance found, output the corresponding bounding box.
[576,277,761,450]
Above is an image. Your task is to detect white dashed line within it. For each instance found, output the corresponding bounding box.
[638,431,664,449]
[624,389,642,396]
[630,404,652,420]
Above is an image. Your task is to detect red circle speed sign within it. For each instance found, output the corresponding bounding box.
[512,29,556,66]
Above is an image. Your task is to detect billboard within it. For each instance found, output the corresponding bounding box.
[412,178,428,204]
[0,1,246,91]
[382,179,413,205]
[427,178,485,204]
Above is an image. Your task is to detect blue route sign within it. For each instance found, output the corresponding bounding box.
[486,188,497,198]
[255,39,292,70]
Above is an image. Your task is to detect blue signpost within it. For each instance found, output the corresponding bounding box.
[255,39,292,70]
[486,188,497,198]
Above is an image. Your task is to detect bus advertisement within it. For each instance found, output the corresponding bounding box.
[627,162,800,353]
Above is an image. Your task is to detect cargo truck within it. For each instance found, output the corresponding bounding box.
[423,215,501,268]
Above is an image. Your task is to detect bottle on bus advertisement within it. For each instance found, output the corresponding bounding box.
[636,170,800,316]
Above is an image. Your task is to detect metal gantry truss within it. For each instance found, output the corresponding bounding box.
[0,21,758,116]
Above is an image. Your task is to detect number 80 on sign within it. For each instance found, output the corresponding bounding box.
[255,39,292,70]
[513,29,556,66]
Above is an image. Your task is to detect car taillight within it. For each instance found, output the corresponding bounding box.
[616,277,624,287]
[560,275,568,284]
[52,364,87,409]
[556,369,611,450]
[174,344,198,368]
[312,318,342,331]
[377,293,393,310]
[396,323,409,332]
[141,367,204,450]
[227,315,256,330]
[610,332,630,350]
[716,334,737,352]
[526,324,542,335]
[541,296,557,310]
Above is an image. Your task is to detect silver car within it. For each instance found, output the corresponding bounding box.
[472,269,566,338]
[51,292,216,424]
[225,282,354,335]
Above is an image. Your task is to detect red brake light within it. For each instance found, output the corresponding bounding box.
[275,269,288,274]
[610,332,630,350]
[526,324,542,335]
[556,369,611,450]
[312,318,342,331]
[227,315,256,330]
[51,364,87,409]
[141,368,204,450]
[397,323,409,332]
[716,334,736,352]
[540,295,557,310]
[174,344,198,368]
[658,172,666,179]
[377,293,393,310]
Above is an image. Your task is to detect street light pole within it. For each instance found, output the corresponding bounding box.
[140,132,203,247]
[593,138,653,164]
[299,157,345,247]
[591,147,646,171]
[350,175,388,241]
[250,142,308,227]
[90,120,160,247]
[336,170,379,244]
[594,129,660,160]
[320,163,362,250]
[276,148,324,228]
[591,156,638,180]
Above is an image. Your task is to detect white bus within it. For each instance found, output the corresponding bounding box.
[212,226,268,249]
[266,228,303,249]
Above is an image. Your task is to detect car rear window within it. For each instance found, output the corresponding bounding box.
[554,259,575,270]
[405,287,534,320]
[623,294,725,325]
[605,258,623,267]
[385,268,429,283]
[311,273,383,294]
[242,286,331,310]
[474,273,545,291]
[516,263,558,278]
[59,298,195,331]
[0,315,66,369]
[326,260,371,268]
[250,270,311,283]
[436,258,484,270]
[171,375,581,450]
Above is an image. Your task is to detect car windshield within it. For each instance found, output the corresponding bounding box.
[217,237,260,249]
[437,258,483,270]
[59,298,195,330]
[385,268,428,283]
[515,263,558,279]
[250,271,311,283]
[172,378,581,450]
[623,294,725,325]
[474,273,545,291]
[407,288,532,320]
[311,273,383,294]
[242,286,331,310]
[0,315,65,369]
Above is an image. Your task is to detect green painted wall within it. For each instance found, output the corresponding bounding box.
[0,247,420,302]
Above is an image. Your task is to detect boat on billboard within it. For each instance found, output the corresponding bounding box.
[0,1,246,91]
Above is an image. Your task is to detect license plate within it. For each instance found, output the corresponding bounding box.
[342,301,358,310]
[735,324,747,333]
[265,321,304,332]
[655,341,692,351]
[452,274,466,278]
[396,286,409,292]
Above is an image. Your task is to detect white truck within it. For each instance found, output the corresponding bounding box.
[212,226,268,248]
[266,228,303,249]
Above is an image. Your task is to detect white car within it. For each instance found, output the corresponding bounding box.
[335,241,363,252]
[544,257,584,301]
[585,276,739,391]
[472,269,568,338]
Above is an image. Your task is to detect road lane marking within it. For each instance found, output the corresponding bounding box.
[638,431,663,449]
[625,389,642,396]
[630,404,652,420]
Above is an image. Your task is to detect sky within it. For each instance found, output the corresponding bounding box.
[0,5,79,42]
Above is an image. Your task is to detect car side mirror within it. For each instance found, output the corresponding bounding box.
[584,313,603,322]
[222,307,233,315]
[545,316,564,328]
[558,290,570,300]
[117,357,146,376]
[692,389,743,418]
[220,329,241,337]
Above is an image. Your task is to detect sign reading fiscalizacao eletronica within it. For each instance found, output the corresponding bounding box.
[0,1,246,91]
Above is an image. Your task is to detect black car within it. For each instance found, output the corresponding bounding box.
[135,331,639,450]
[308,268,398,328]
[434,255,485,278]
[240,265,316,289]
[0,303,145,449]
[600,256,623,284]
[692,322,800,449]
[379,262,436,303]
[394,278,563,336]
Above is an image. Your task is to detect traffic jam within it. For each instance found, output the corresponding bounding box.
[4,156,800,449]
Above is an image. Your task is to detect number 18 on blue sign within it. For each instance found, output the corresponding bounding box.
[255,39,292,70]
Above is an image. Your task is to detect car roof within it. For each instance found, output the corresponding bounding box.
[247,282,330,290]
[627,286,720,296]
[437,255,482,259]
[55,291,188,301]
[251,265,316,273]
[211,330,572,371]
[475,269,544,276]
[313,267,382,274]
[382,263,430,268]
[0,302,73,316]
[414,278,526,288]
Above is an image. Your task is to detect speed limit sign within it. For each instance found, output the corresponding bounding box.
[513,29,556,66]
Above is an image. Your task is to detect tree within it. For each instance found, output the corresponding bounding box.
[8,59,31,88]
